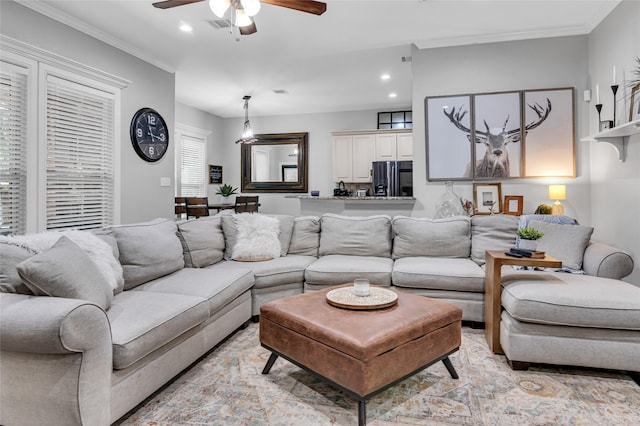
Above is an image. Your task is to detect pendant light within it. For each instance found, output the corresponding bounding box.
[235,95,258,144]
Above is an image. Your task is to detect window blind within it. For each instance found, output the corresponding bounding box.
[0,61,28,235]
[45,75,115,230]
[180,134,206,197]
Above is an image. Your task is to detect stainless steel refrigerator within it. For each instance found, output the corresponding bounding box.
[372,161,413,197]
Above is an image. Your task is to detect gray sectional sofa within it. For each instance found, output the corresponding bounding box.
[1,212,638,425]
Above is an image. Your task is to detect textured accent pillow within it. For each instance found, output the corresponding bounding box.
[110,218,184,290]
[177,216,225,268]
[221,213,293,260]
[319,214,392,257]
[231,214,281,261]
[0,240,38,294]
[392,216,470,259]
[528,220,594,270]
[288,216,320,257]
[471,214,519,265]
[16,236,113,310]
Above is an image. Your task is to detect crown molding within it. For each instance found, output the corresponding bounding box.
[15,0,176,73]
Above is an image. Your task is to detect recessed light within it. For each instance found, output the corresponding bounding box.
[381,74,390,81]
[389,92,397,98]
[179,23,193,32]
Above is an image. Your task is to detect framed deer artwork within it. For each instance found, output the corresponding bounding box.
[425,87,575,181]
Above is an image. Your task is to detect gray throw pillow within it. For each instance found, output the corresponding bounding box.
[471,214,519,265]
[288,216,320,257]
[528,220,594,270]
[319,214,392,257]
[177,216,225,268]
[0,240,38,294]
[16,236,113,310]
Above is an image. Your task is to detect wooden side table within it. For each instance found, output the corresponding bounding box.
[484,250,561,354]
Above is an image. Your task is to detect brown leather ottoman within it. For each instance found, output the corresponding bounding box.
[259,285,463,425]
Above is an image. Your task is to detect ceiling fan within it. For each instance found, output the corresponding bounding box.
[152,0,327,36]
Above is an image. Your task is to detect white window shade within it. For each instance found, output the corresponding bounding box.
[180,134,206,197]
[45,75,115,230]
[0,61,29,235]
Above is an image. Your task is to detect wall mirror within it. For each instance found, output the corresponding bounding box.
[241,132,308,193]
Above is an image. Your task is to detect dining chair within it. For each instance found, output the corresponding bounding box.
[185,197,210,218]
[234,196,259,213]
[175,197,187,219]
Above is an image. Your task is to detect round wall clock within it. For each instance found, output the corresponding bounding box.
[130,107,169,162]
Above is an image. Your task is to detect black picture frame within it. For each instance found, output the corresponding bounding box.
[209,165,223,184]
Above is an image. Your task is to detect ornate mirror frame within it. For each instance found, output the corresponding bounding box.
[241,132,308,193]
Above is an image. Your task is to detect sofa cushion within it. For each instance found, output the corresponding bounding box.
[177,216,225,268]
[0,240,37,294]
[471,214,519,265]
[111,219,184,290]
[133,267,254,314]
[221,214,295,260]
[528,220,594,270]
[210,255,317,290]
[502,273,640,330]
[92,229,125,294]
[392,216,470,259]
[288,216,320,257]
[232,213,281,261]
[16,236,113,310]
[392,257,485,292]
[319,214,392,257]
[304,254,393,287]
[107,291,209,369]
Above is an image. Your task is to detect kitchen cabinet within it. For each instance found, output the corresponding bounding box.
[332,134,374,183]
[374,131,413,161]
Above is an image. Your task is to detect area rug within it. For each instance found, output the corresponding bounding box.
[118,324,640,425]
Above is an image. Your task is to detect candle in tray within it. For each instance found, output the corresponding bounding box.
[353,278,370,297]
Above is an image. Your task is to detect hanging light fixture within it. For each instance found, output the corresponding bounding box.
[209,0,261,20]
[235,95,258,144]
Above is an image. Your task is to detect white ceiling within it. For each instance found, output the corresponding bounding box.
[18,0,620,118]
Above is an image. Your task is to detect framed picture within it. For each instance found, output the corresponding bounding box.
[630,84,640,122]
[523,88,575,178]
[473,91,522,179]
[504,195,523,216]
[209,165,222,184]
[281,164,298,182]
[426,95,473,180]
[473,183,502,215]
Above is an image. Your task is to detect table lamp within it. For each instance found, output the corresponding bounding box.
[548,184,566,215]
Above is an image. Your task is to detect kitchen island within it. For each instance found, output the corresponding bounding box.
[285,195,416,216]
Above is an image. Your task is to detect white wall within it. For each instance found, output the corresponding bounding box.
[587,1,640,284]
[411,35,591,222]
[1,1,176,224]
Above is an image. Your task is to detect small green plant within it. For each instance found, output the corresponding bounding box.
[517,226,544,240]
[216,184,238,197]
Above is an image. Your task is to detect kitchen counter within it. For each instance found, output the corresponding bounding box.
[286,195,415,202]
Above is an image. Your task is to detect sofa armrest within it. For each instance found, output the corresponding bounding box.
[0,293,112,426]
[583,242,634,279]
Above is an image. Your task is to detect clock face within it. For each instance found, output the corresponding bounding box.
[130,108,169,162]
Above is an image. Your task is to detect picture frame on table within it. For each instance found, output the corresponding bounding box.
[503,195,524,216]
[473,183,502,215]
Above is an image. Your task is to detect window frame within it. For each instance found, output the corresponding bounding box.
[175,123,211,198]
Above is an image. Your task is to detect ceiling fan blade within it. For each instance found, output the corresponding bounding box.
[152,0,204,9]
[239,22,258,35]
[261,0,327,15]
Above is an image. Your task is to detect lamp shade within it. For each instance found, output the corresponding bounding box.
[240,0,261,16]
[235,8,253,27]
[209,0,230,18]
[548,184,566,201]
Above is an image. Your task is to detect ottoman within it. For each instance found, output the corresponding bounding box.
[259,285,463,425]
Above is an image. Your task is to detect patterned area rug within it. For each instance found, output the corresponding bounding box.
[119,323,640,425]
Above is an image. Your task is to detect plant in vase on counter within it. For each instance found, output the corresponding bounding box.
[216,184,238,204]
[516,226,544,251]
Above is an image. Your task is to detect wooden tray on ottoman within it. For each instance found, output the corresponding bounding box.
[259,285,463,426]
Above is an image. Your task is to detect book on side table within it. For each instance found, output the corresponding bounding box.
[506,248,546,258]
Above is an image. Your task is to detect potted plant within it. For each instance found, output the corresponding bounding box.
[516,226,544,250]
[216,183,238,205]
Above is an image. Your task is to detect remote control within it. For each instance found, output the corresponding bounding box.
[504,251,523,258]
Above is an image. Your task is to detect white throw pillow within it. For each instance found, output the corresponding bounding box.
[232,213,281,261]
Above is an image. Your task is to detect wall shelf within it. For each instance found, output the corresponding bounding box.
[582,119,640,162]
